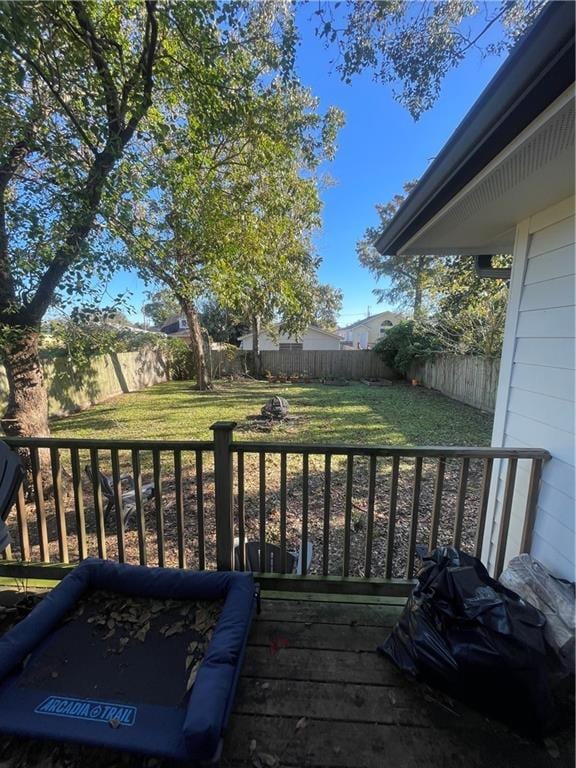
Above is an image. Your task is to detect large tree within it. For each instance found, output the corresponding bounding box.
[317,0,546,119]
[142,289,180,328]
[312,283,343,330]
[0,0,164,437]
[0,0,310,429]
[119,56,343,387]
[199,297,249,346]
[430,255,510,357]
[357,182,436,318]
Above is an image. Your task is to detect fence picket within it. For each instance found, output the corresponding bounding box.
[50,446,68,564]
[30,447,49,562]
[70,448,87,561]
[343,455,354,577]
[385,456,400,579]
[89,447,106,560]
[280,453,287,572]
[322,453,331,576]
[131,449,147,566]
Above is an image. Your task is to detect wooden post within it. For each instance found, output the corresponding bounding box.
[211,421,236,571]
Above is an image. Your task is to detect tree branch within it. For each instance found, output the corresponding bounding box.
[121,1,158,142]
[24,2,159,323]
[71,0,122,135]
[0,132,36,311]
[5,40,99,155]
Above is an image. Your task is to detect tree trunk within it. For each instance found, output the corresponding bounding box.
[251,315,261,377]
[1,325,49,437]
[181,301,211,391]
[413,256,425,319]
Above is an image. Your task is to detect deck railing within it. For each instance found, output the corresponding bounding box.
[1,423,549,594]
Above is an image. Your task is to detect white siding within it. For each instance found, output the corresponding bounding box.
[485,199,575,580]
[240,328,341,351]
[302,332,341,350]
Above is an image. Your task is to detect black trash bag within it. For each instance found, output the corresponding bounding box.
[379,546,555,734]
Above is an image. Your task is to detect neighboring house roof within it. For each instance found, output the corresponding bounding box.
[338,311,400,332]
[375,1,575,257]
[238,324,342,341]
[159,314,182,331]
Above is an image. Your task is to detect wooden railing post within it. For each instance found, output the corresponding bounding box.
[211,422,236,571]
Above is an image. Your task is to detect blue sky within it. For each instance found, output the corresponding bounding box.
[111,5,508,326]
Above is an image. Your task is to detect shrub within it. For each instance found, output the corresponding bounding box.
[373,320,441,376]
[166,337,194,380]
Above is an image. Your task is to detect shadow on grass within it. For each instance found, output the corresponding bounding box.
[51,379,493,448]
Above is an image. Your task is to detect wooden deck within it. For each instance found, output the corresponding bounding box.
[223,594,572,768]
[0,588,572,768]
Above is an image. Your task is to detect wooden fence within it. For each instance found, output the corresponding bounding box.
[2,426,548,592]
[0,347,168,419]
[409,354,500,413]
[259,350,394,380]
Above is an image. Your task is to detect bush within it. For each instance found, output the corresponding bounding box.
[166,337,194,380]
[373,320,441,376]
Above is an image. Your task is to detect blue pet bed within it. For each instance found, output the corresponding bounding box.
[0,560,258,763]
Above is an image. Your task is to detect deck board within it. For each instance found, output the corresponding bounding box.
[223,595,573,768]
[0,590,572,768]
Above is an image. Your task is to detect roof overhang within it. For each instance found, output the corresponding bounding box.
[375,1,575,257]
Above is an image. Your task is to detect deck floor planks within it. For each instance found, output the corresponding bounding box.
[223,595,573,768]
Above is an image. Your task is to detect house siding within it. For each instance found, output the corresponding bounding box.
[240,328,341,351]
[338,312,402,349]
[485,199,575,580]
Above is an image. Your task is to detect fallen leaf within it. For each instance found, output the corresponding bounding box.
[295,717,306,730]
[135,626,148,642]
[249,739,257,753]
[258,753,278,767]
[544,738,560,759]
[186,660,201,691]
[163,621,184,638]
[109,719,120,729]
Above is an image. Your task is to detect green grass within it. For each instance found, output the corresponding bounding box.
[51,380,492,447]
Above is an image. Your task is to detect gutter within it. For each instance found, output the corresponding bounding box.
[375,1,575,256]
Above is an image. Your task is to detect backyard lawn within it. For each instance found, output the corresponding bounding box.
[8,379,494,580]
[51,379,492,446]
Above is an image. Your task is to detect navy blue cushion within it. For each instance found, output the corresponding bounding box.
[0,560,255,761]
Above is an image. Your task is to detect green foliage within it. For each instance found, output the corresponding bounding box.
[316,1,545,119]
[199,297,249,345]
[143,289,181,327]
[357,181,436,317]
[373,320,442,375]
[0,0,163,324]
[117,36,344,345]
[359,182,510,356]
[40,307,166,390]
[165,337,193,381]
[430,256,510,357]
[312,283,344,330]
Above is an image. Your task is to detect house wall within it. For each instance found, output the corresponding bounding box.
[484,197,575,580]
[241,329,341,351]
[339,312,401,349]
